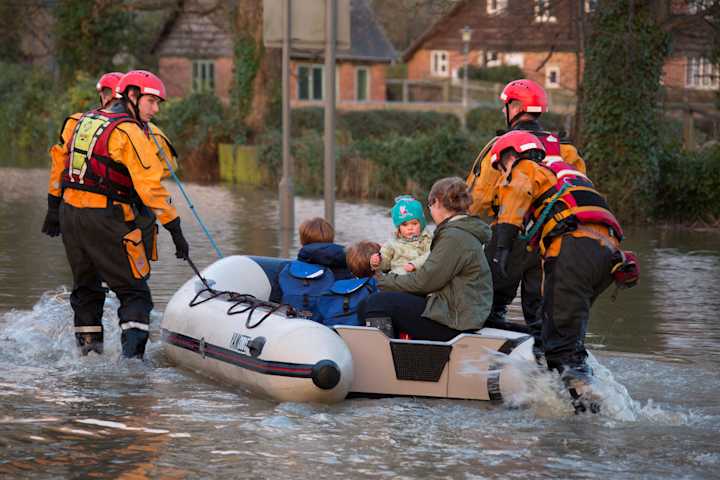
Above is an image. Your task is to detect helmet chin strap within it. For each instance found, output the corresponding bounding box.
[127,95,141,121]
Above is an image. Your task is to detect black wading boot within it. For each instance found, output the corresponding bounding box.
[121,328,149,359]
[76,332,104,356]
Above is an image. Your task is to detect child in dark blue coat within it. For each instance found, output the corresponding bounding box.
[297,217,352,280]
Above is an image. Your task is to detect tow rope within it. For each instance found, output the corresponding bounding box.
[185,255,290,329]
[148,128,224,258]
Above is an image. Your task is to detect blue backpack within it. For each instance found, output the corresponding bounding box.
[279,261,335,322]
[318,277,377,327]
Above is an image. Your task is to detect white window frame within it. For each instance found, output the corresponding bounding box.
[584,0,598,13]
[504,53,525,68]
[545,66,560,89]
[686,57,720,90]
[192,60,215,93]
[355,66,370,101]
[430,50,450,77]
[485,51,500,67]
[297,63,324,100]
[534,0,557,23]
[486,0,508,15]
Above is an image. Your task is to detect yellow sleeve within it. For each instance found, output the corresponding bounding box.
[466,138,501,217]
[496,160,537,228]
[560,143,586,175]
[109,123,178,225]
[148,122,178,178]
[47,114,80,197]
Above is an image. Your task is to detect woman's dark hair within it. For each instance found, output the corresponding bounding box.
[428,177,472,213]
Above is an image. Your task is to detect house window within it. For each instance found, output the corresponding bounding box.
[504,53,524,67]
[431,50,449,77]
[686,57,719,89]
[298,64,324,100]
[585,0,598,13]
[546,66,560,89]
[534,0,557,23]
[485,51,500,67]
[192,60,215,93]
[486,0,508,14]
[356,67,369,101]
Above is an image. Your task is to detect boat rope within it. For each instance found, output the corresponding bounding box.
[185,255,291,329]
[147,128,224,258]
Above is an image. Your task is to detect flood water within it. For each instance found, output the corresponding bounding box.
[1,168,719,479]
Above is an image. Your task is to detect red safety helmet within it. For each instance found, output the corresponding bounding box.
[96,72,124,93]
[490,130,546,170]
[500,79,548,114]
[115,70,166,101]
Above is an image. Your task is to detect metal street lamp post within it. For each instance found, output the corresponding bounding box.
[461,25,472,109]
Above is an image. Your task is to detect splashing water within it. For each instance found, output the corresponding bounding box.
[461,348,700,425]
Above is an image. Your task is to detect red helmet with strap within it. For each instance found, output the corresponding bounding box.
[500,79,548,114]
[490,130,546,170]
[96,72,124,92]
[115,70,166,101]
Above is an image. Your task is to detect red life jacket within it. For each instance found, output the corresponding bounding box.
[62,110,140,203]
[524,158,624,252]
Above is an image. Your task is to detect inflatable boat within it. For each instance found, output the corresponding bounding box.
[161,255,535,404]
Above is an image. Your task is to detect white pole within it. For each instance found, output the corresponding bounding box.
[279,0,294,257]
[324,0,337,227]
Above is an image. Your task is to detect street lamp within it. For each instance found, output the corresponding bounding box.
[461,25,473,109]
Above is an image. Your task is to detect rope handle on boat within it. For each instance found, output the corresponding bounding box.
[185,255,292,329]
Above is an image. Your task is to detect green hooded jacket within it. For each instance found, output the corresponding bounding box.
[377,215,493,331]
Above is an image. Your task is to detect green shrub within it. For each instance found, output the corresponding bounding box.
[465,107,570,137]
[290,108,459,140]
[260,127,481,199]
[656,144,720,222]
[0,63,56,166]
[457,65,525,84]
[155,93,231,152]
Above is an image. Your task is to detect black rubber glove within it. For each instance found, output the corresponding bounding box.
[163,217,189,259]
[492,223,520,280]
[41,194,62,237]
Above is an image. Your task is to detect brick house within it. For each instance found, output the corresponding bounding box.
[402,0,717,104]
[153,0,396,105]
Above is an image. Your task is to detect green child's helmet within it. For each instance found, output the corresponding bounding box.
[391,195,427,230]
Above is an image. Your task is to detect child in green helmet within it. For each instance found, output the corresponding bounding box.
[370,195,433,275]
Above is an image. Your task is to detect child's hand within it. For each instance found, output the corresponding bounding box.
[370,253,381,269]
[404,263,416,272]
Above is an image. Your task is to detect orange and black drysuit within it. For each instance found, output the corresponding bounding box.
[48,102,186,358]
[494,154,623,378]
[466,120,586,349]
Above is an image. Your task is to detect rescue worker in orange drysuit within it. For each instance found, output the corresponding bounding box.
[466,79,585,358]
[490,130,634,413]
[46,70,189,358]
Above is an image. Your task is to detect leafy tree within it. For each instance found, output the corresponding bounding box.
[580,0,670,221]
[54,0,137,84]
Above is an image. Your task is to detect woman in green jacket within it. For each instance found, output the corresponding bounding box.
[359,177,494,341]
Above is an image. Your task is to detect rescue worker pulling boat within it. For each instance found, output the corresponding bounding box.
[52,70,189,359]
[489,129,638,413]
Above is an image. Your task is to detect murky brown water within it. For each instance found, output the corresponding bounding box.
[1,168,719,479]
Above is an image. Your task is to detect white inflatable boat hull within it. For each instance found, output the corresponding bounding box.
[161,255,535,404]
[162,256,353,403]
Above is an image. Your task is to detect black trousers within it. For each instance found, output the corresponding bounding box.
[358,291,463,341]
[60,203,153,338]
[542,236,614,376]
[485,224,543,345]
